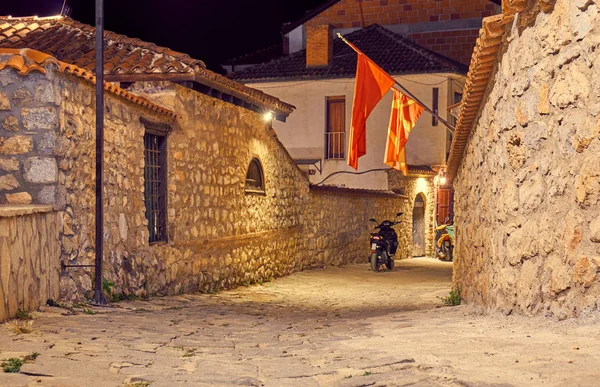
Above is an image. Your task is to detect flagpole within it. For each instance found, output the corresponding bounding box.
[337,33,455,135]
[390,79,455,135]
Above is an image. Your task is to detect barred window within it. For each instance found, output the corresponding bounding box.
[245,158,265,194]
[325,96,346,160]
[144,132,167,243]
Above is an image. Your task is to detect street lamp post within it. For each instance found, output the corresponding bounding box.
[91,0,107,306]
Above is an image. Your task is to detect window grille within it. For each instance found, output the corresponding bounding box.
[144,132,167,243]
[245,158,265,193]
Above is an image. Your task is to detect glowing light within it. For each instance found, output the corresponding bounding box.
[262,111,274,122]
[435,168,447,187]
[416,177,428,193]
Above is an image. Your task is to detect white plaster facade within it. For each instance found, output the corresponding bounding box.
[247,73,464,189]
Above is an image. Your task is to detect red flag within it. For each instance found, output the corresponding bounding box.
[347,41,395,170]
[384,90,424,175]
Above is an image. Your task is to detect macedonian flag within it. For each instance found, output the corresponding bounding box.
[384,90,424,175]
[347,41,395,170]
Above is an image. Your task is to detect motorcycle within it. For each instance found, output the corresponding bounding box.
[435,216,455,261]
[368,212,402,272]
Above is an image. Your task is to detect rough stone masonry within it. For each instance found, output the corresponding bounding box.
[454,0,600,318]
[0,57,407,314]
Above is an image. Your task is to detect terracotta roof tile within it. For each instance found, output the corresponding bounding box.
[230,24,468,81]
[0,48,177,118]
[0,15,294,116]
[407,165,436,175]
[2,28,16,37]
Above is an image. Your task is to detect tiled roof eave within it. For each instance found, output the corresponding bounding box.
[100,70,295,116]
[446,0,528,181]
[0,16,293,118]
[104,72,196,82]
[194,72,295,116]
[309,184,409,199]
[0,48,177,119]
[235,68,468,84]
[230,24,468,82]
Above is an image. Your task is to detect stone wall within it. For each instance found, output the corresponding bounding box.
[56,76,172,299]
[115,82,406,296]
[454,0,600,318]
[1,64,407,302]
[0,69,60,205]
[305,187,410,266]
[388,171,436,257]
[0,206,60,321]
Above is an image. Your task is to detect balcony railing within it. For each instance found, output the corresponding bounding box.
[325,131,346,160]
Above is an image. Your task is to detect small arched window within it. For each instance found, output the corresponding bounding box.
[245,158,265,194]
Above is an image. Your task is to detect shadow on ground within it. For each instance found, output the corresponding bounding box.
[4,258,600,387]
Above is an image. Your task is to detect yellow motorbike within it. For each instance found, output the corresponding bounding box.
[435,221,454,262]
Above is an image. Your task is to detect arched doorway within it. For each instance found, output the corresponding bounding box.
[412,193,426,257]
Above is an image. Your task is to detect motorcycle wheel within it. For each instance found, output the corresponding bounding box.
[439,250,446,261]
[448,248,454,262]
[385,253,394,271]
[370,252,379,272]
[441,246,451,262]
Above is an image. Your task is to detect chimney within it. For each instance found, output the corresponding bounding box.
[306,24,334,67]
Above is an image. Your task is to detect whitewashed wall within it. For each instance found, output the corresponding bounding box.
[248,73,463,189]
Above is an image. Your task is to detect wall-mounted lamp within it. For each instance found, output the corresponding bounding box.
[439,170,447,186]
[262,111,274,122]
[434,169,447,187]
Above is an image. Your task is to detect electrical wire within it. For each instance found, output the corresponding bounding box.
[314,167,392,185]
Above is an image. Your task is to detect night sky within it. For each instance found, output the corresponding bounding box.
[0,0,325,71]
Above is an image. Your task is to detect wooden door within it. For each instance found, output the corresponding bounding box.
[437,188,454,225]
[412,195,426,257]
[325,97,345,159]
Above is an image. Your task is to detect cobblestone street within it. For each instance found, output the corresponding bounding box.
[2,258,600,386]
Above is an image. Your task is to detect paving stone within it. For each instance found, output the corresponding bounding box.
[1,260,600,386]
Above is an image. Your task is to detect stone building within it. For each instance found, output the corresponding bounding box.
[223,1,505,258]
[0,16,407,321]
[231,24,463,258]
[448,0,600,318]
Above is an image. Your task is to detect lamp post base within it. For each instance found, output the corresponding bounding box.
[90,290,107,306]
